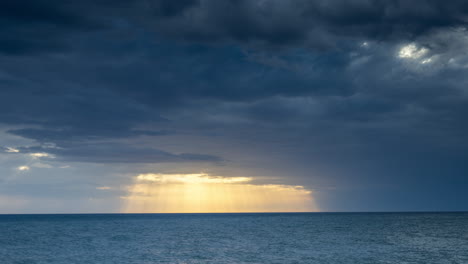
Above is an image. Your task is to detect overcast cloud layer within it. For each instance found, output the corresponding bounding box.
[1,0,468,212]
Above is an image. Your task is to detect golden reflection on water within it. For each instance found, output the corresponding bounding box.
[122,173,318,213]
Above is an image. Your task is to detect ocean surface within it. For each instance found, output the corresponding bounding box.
[0,213,467,264]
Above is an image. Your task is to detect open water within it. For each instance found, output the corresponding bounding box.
[0,213,467,263]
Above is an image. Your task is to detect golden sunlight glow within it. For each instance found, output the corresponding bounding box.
[122,173,318,213]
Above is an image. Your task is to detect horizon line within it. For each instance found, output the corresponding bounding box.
[1,211,467,215]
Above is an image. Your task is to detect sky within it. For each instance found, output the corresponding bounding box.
[1,0,468,213]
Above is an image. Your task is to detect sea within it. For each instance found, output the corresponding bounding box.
[0,213,467,264]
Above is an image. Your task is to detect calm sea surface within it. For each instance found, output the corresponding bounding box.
[1,213,467,264]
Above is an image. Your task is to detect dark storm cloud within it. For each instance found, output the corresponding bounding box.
[0,0,102,55]
[1,1,467,147]
[0,0,200,55]
[2,0,468,56]
[1,1,90,25]
[148,0,200,17]
[141,0,468,48]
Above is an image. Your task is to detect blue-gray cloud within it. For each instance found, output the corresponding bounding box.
[3,143,222,164]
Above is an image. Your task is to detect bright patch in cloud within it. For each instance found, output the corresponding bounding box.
[421,58,433,64]
[398,43,429,59]
[96,186,112,190]
[136,173,252,184]
[122,173,318,213]
[17,166,30,171]
[30,152,52,158]
[5,147,19,153]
